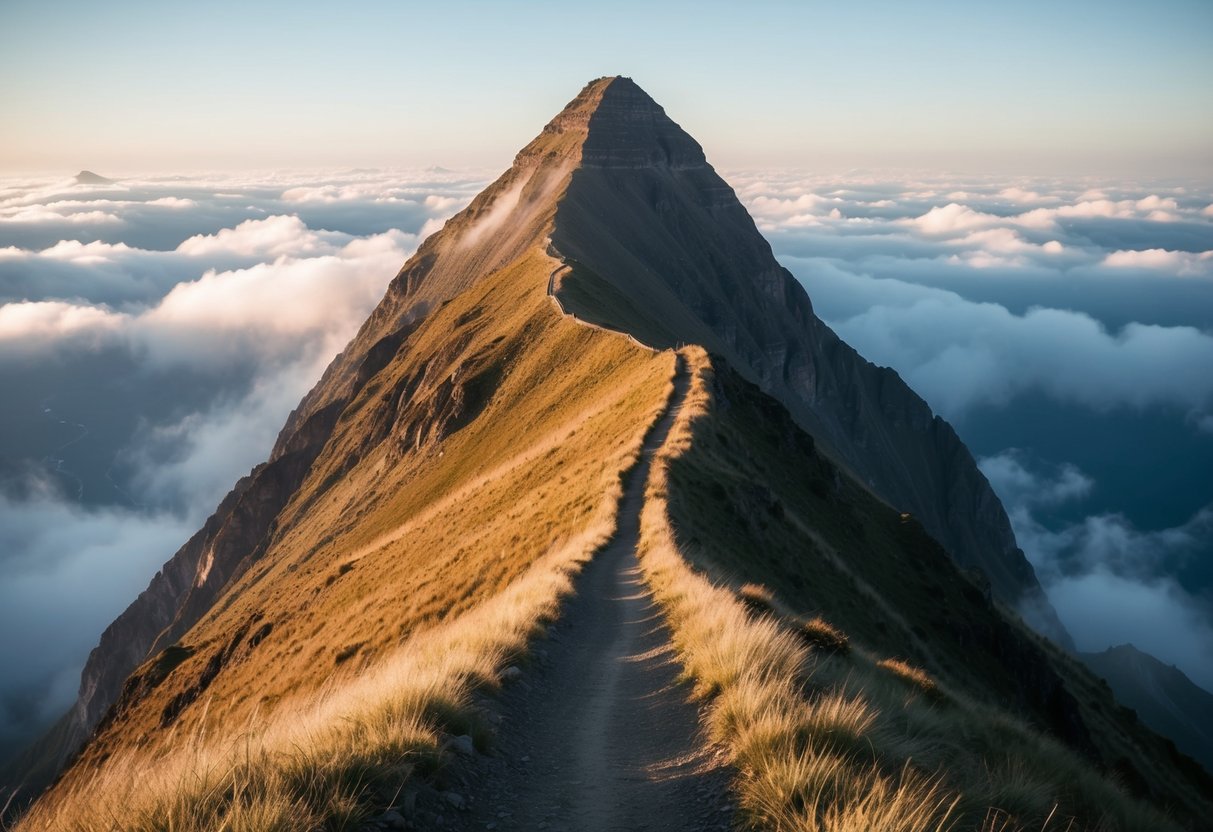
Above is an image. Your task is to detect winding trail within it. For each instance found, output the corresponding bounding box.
[446,297,734,830]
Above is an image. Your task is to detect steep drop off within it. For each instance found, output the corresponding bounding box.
[549,78,1066,643]
[1082,644,1213,775]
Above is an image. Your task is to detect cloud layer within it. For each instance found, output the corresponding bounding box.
[981,451,1213,690]
[1,166,1211,761]
[727,170,1213,691]
[0,169,482,758]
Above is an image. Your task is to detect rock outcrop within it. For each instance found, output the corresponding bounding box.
[548,78,1070,643]
[73,170,113,185]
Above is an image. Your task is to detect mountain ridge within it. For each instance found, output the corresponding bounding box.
[6,72,1064,803]
[1081,643,1213,775]
[11,77,1209,831]
[548,77,1068,642]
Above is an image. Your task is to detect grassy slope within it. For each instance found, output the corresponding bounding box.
[639,350,1212,831]
[19,248,674,831]
[553,261,679,350]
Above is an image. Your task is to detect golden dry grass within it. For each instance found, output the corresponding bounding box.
[19,527,605,831]
[635,348,1183,832]
[19,249,676,830]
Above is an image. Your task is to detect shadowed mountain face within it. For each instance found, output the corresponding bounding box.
[8,76,1077,804]
[550,78,1068,643]
[1082,644,1213,775]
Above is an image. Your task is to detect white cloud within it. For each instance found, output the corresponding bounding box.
[141,232,407,364]
[980,452,1213,690]
[0,300,125,342]
[906,202,1003,234]
[980,451,1093,509]
[125,357,331,510]
[0,494,194,752]
[1050,568,1213,690]
[423,194,461,212]
[998,186,1059,204]
[1102,248,1213,276]
[146,196,196,208]
[829,292,1213,418]
[747,192,839,220]
[0,206,123,225]
[175,214,351,258]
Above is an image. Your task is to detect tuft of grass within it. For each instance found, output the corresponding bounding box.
[738,583,778,617]
[19,524,615,832]
[797,616,850,655]
[878,658,946,704]
[635,347,1184,832]
[638,348,959,832]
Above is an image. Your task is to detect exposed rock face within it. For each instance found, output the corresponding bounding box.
[1082,644,1213,775]
[548,78,1070,643]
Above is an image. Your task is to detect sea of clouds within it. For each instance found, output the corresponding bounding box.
[731,170,1213,690]
[0,167,1210,759]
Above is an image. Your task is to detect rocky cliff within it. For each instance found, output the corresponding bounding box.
[548,77,1069,643]
[1082,644,1213,775]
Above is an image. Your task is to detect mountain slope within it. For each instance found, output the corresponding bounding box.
[4,80,631,800]
[547,78,1068,645]
[31,79,1060,792]
[11,77,1210,831]
[16,248,679,827]
[1082,644,1213,775]
[638,350,1212,828]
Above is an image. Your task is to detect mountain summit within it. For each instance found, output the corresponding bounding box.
[287,77,1068,638]
[553,79,1060,624]
[11,78,1211,831]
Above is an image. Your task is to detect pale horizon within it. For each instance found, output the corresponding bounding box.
[3,1,1211,176]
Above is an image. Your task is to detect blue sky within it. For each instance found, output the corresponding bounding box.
[2,0,1211,173]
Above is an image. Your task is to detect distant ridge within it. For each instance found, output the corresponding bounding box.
[73,170,113,185]
[1082,644,1213,774]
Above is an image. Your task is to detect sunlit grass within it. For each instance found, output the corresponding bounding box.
[18,251,675,831]
[636,347,1182,832]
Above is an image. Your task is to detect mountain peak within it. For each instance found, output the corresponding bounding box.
[520,76,706,170]
[74,170,113,185]
[583,77,706,170]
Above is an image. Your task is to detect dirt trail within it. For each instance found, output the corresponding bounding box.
[447,356,734,831]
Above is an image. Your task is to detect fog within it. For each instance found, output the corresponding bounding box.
[0,166,1209,761]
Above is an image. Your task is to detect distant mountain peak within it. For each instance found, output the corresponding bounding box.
[1082,643,1213,774]
[73,170,113,185]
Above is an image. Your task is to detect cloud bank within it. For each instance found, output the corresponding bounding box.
[728,169,1213,691]
[0,169,482,759]
[981,451,1213,691]
[1,165,1211,762]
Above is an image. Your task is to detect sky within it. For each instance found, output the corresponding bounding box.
[1,0,1211,771]
[2,0,1212,174]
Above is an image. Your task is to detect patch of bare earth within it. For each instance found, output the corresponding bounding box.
[439,360,734,832]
